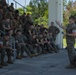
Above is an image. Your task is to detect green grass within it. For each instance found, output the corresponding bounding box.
[63,38,67,47]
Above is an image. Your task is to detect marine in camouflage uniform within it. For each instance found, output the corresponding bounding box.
[56,16,76,68]
[0,36,4,68]
[49,22,60,42]
[66,23,76,66]
[15,30,34,59]
[0,34,13,67]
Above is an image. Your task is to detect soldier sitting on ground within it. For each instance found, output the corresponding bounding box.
[15,30,35,59]
[31,32,42,55]
[37,33,46,54]
[2,17,11,32]
[48,32,59,53]
[43,31,55,53]
[0,34,14,68]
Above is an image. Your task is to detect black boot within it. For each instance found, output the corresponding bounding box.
[65,64,76,69]
[65,60,76,69]
[0,64,3,68]
[20,55,26,58]
[7,57,14,64]
[1,59,8,66]
[16,53,22,59]
[16,55,22,59]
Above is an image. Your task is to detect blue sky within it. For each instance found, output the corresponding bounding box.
[6,0,76,8]
[6,0,30,8]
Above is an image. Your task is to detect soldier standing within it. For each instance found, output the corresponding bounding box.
[49,22,60,42]
[56,16,76,68]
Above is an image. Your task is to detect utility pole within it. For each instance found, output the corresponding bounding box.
[25,0,26,12]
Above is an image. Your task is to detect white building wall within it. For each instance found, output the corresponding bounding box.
[49,0,63,48]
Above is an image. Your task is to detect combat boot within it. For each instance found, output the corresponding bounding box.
[16,56,22,59]
[1,59,8,66]
[16,53,22,59]
[7,57,14,64]
[65,61,76,69]
[20,55,26,58]
[29,54,34,58]
[0,64,3,68]
[65,64,76,69]
[34,53,39,57]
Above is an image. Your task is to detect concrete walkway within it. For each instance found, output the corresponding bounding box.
[0,50,76,75]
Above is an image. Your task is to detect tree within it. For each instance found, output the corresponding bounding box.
[26,0,48,27]
[18,8,24,15]
[18,0,76,27]
[63,1,76,26]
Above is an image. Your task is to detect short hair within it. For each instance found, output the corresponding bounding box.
[7,29,13,32]
[3,33,9,37]
[51,22,54,23]
[11,3,14,5]
[23,13,26,15]
[69,16,76,20]
[16,30,21,33]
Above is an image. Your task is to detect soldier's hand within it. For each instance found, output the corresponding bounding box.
[48,41,50,44]
[50,33,52,35]
[55,20,61,26]
[35,44,38,46]
[20,43,25,46]
[7,47,12,50]
[63,32,67,36]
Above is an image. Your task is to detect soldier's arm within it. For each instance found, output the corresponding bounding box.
[41,39,44,45]
[0,44,4,48]
[67,30,76,37]
[55,27,60,34]
[66,25,76,37]
[23,35,27,42]
[36,38,39,43]
[3,25,9,30]
[0,44,12,49]
[56,20,66,30]
[28,30,32,35]
[37,39,42,44]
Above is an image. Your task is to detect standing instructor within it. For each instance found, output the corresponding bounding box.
[56,16,76,68]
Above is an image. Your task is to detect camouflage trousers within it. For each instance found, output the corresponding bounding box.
[0,48,12,61]
[67,43,75,64]
[0,48,5,60]
[16,44,33,56]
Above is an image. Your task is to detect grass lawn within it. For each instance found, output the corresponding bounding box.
[63,38,67,48]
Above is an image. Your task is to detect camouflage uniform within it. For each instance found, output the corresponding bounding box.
[49,26,60,41]
[15,35,32,57]
[66,23,76,65]
[9,36,15,50]
[0,37,5,63]
[0,37,13,65]
[32,35,42,54]
[2,20,11,32]
[38,35,45,54]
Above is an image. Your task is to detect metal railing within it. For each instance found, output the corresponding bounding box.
[13,0,26,11]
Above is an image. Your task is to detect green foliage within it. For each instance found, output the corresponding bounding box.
[26,0,48,27]
[18,0,76,28]
[64,1,76,26]
[18,8,24,15]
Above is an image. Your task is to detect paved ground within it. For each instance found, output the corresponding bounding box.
[0,49,76,75]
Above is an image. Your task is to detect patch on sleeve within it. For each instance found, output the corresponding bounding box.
[72,24,76,32]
